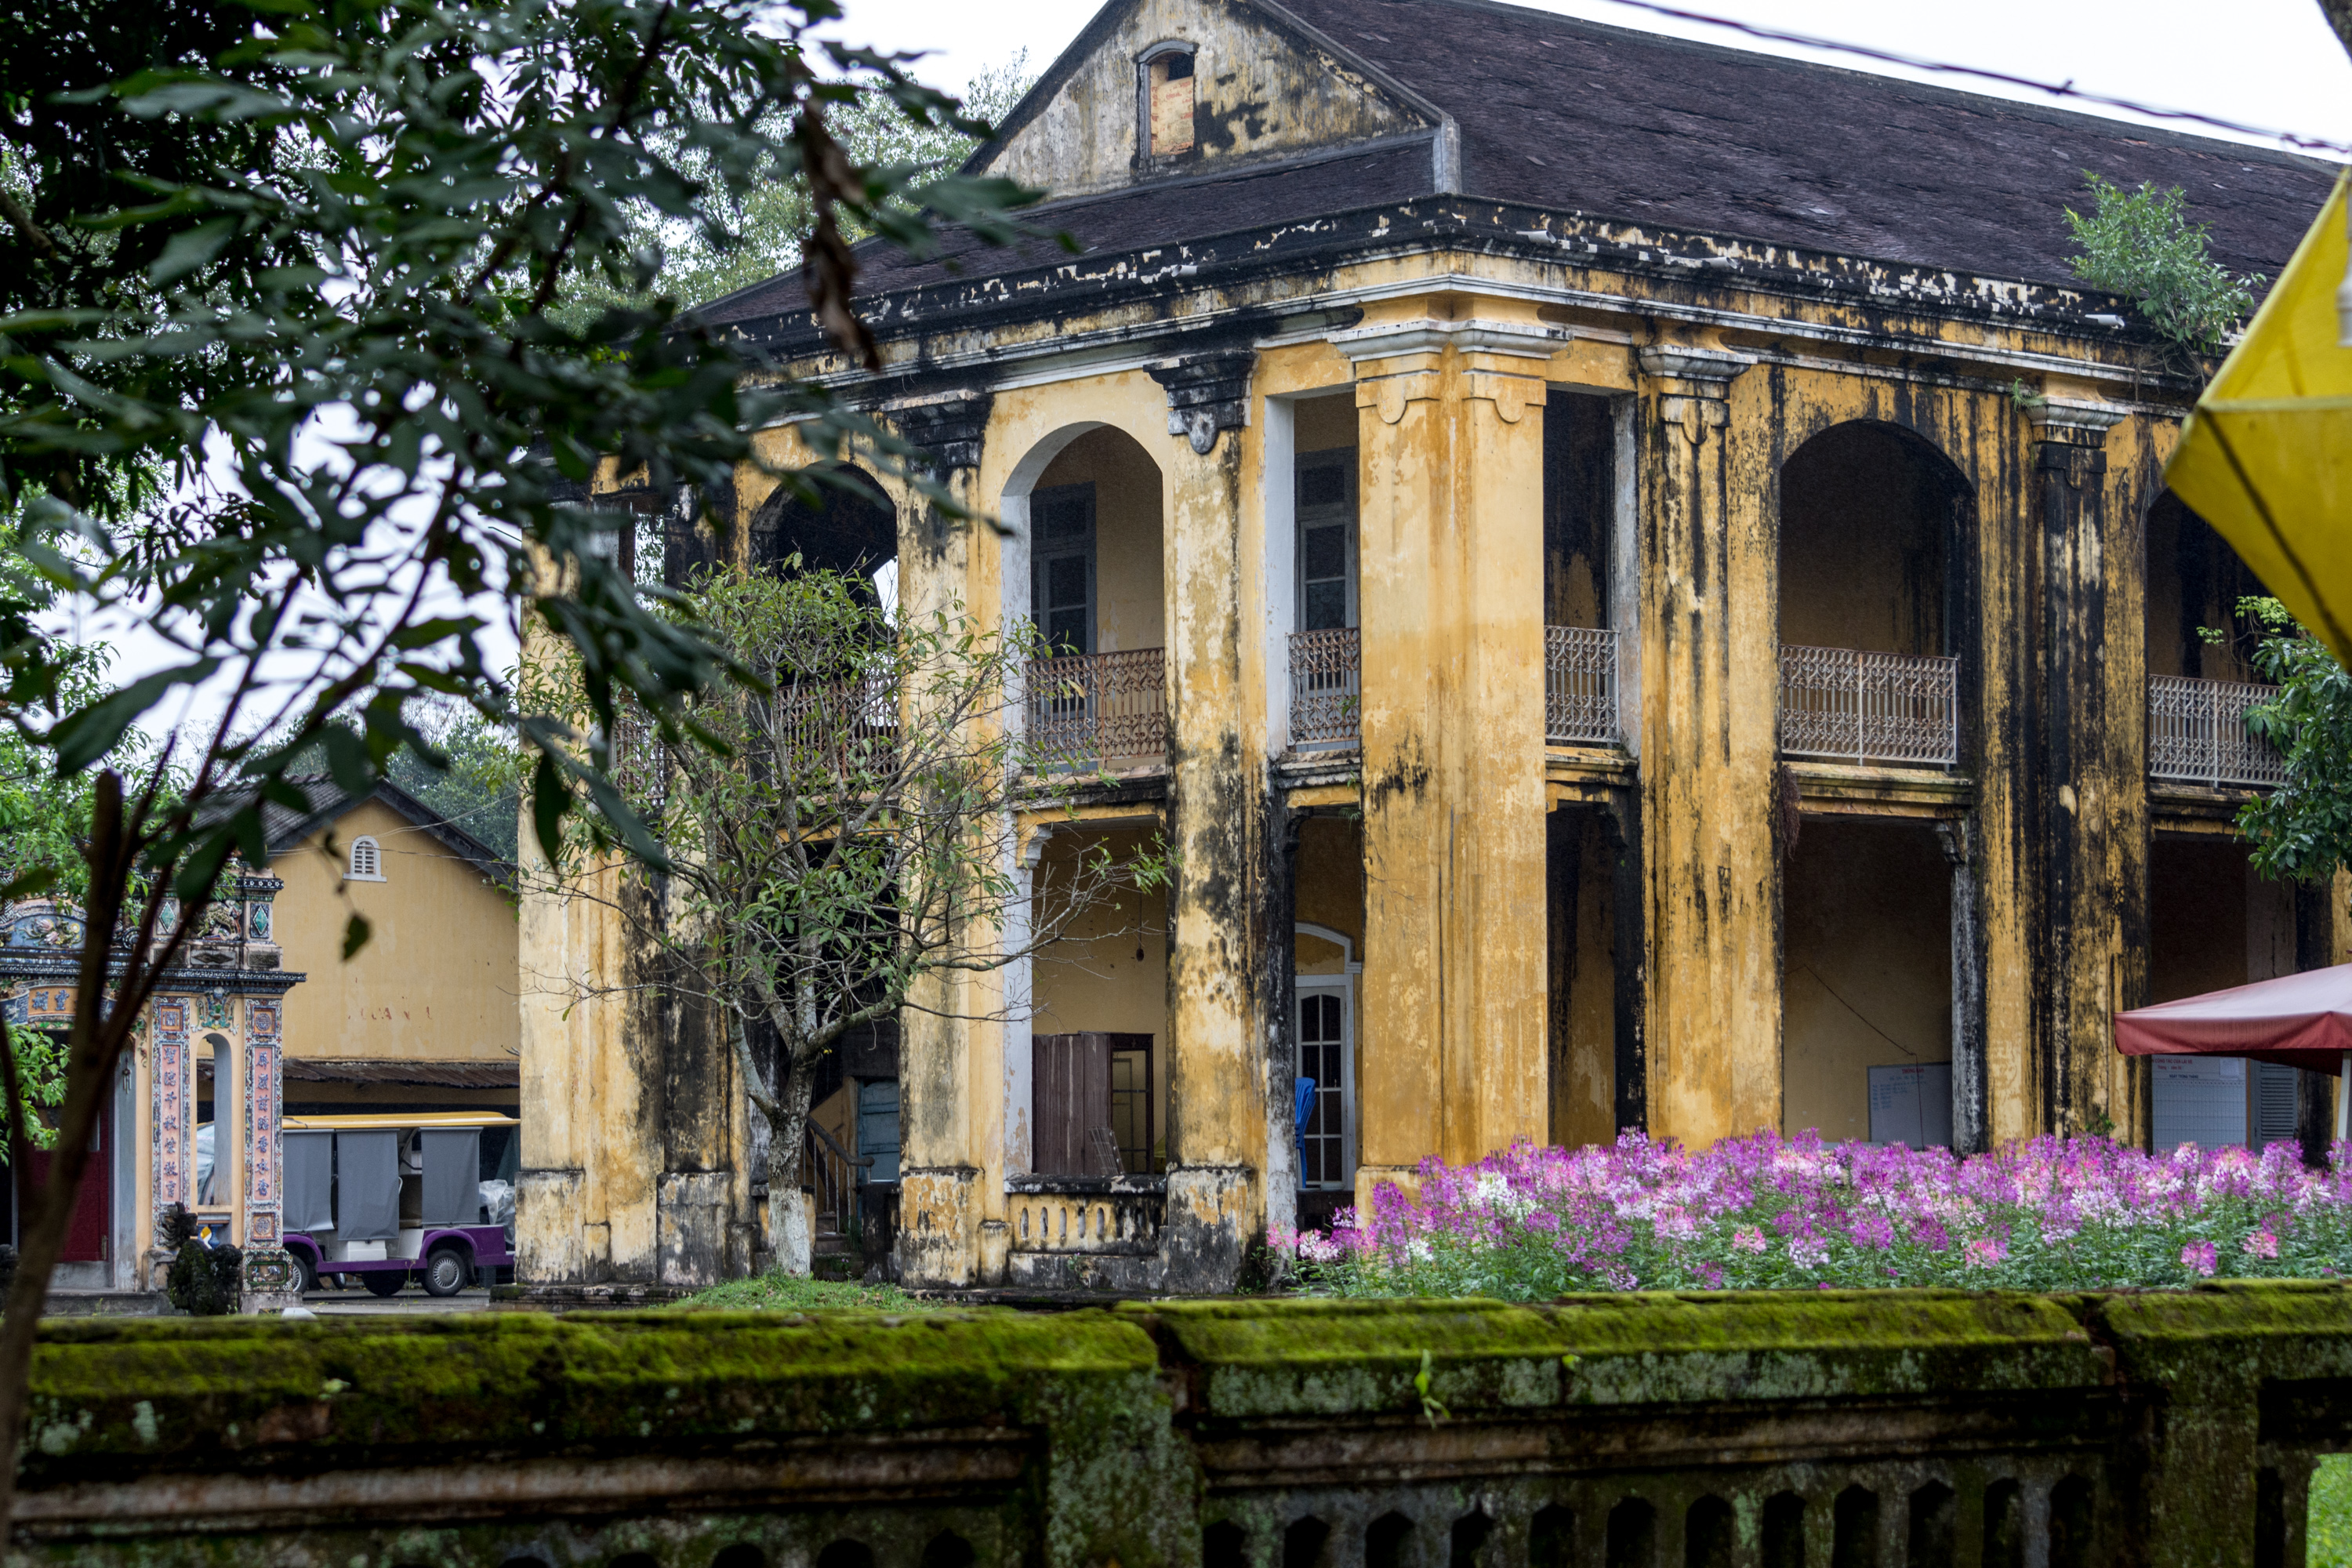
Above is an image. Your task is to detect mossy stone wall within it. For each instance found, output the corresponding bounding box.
[17,1285,2352,1567]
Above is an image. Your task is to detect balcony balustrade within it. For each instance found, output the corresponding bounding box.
[1025,648,1170,773]
[2147,674,2286,789]
[1778,644,1959,768]
[1545,625,1623,746]
[1288,627,1361,752]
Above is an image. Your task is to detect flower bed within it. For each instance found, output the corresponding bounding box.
[1283,1131,2352,1297]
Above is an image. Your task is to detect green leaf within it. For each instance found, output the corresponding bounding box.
[146,220,238,288]
[341,912,371,961]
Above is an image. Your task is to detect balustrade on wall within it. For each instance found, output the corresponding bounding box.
[1025,649,1170,774]
[1778,644,1960,767]
[1283,626,1628,753]
[2148,673,2288,788]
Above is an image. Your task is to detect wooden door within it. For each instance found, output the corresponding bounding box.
[1032,1033,1112,1177]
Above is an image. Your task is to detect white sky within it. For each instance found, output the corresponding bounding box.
[829,0,2352,155]
[103,0,2352,753]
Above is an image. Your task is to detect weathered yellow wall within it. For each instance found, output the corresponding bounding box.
[1352,295,1552,1207]
[981,0,1430,201]
[1035,426,1166,652]
[274,797,517,1064]
[1780,818,1953,1142]
[1033,830,1171,1031]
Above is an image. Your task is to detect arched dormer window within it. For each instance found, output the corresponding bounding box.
[1140,45,1196,159]
[347,836,384,882]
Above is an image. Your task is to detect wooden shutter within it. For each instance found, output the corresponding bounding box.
[1033,1033,1112,1177]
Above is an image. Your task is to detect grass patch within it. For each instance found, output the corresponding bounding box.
[2316,1455,2352,1566]
[676,1272,947,1313]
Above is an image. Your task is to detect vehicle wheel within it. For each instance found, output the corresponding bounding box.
[421,1247,472,1298]
[293,1251,318,1296]
[360,1269,408,1298]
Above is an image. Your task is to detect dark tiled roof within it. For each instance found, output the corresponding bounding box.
[704,0,2338,336]
[1282,0,2334,285]
[697,138,1439,325]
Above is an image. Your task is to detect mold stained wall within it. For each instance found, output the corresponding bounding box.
[979,0,1429,202]
[1033,429,1166,652]
[1780,818,1953,1142]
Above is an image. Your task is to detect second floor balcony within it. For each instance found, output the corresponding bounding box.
[1026,648,1170,775]
[1778,645,1959,768]
[2148,674,2285,789]
[1282,625,1627,755]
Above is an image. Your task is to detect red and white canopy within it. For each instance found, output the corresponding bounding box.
[2115,966,2352,1140]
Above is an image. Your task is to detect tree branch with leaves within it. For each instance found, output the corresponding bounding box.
[0,0,1040,1541]
[523,561,1167,1275]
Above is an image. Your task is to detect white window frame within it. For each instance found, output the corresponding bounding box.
[347,836,385,883]
[1295,448,1358,632]
[1295,922,1360,1191]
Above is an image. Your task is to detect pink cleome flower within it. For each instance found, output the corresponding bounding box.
[2182,1240,2220,1276]
[1963,1237,2005,1269]
[2243,1229,2281,1260]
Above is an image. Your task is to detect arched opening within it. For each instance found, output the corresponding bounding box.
[1002,423,1174,1189]
[1831,1486,1879,1568]
[1777,421,1974,1149]
[1139,42,1197,160]
[1762,1492,1806,1568]
[1684,1495,1733,1568]
[1604,1498,1654,1568]
[1777,420,1969,766]
[744,464,897,601]
[1005,424,1168,777]
[2143,488,2300,1151]
[1907,1480,1955,1568]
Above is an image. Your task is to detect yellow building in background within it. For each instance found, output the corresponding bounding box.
[516,0,2347,1296]
[260,782,519,1124]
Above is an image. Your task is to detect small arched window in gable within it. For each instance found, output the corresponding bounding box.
[1142,46,1196,158]
[347,836,384,882]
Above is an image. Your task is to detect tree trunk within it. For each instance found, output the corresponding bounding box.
[763,1089,814,1278]
[2321,0,2352,61]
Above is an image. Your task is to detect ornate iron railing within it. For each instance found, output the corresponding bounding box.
[1288,628,1360,751]
[1778,644,1960,767]
[772,675,898,775]
[1545,625,1623,746]
[2147,674,2286,788]
[1025,648,1169,772]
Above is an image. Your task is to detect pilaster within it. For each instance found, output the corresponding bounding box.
[1633,344,1779,1147]
[891,390,1005,1290]
[2027,398,2133,1138]
[1149,350,1266,1293]
[1343,310,1552,1212]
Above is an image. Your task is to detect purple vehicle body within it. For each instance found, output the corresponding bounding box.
[284,1224,512,1298]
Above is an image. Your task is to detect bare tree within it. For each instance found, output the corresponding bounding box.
[524,562,1167,1275]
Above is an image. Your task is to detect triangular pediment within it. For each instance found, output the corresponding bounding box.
[975,0,1444,203]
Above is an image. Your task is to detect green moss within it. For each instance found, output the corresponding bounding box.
[673,1272,943,1312]
[1123,1291,2109,1420]
[2314,1454,2352,1566]
[20,1307,1163,1489]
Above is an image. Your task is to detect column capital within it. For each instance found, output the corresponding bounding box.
[1636,344,1756,395]
[890,391,994,474]
[1330,316,1559,368]
[2027,397,2127,448]
[1149,350,1256,455]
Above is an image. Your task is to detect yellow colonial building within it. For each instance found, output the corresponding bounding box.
[517,0,2343,1294]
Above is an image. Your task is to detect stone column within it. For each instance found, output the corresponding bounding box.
[890,392,1007,1290]
[1149,350,1269,1293]
[238,991,298,1312]
[145,994,194,1290]
[1341,310,1552,1211]
[2027,400,2135,1138]
[1940,819,1991,1153]
[1633,345,1779,1146]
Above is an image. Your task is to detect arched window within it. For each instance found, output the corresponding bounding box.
[1140,45,1196,159]
[347,836,384,881]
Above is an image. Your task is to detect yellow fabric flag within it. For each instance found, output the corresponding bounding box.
[2165,171,2352,665]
